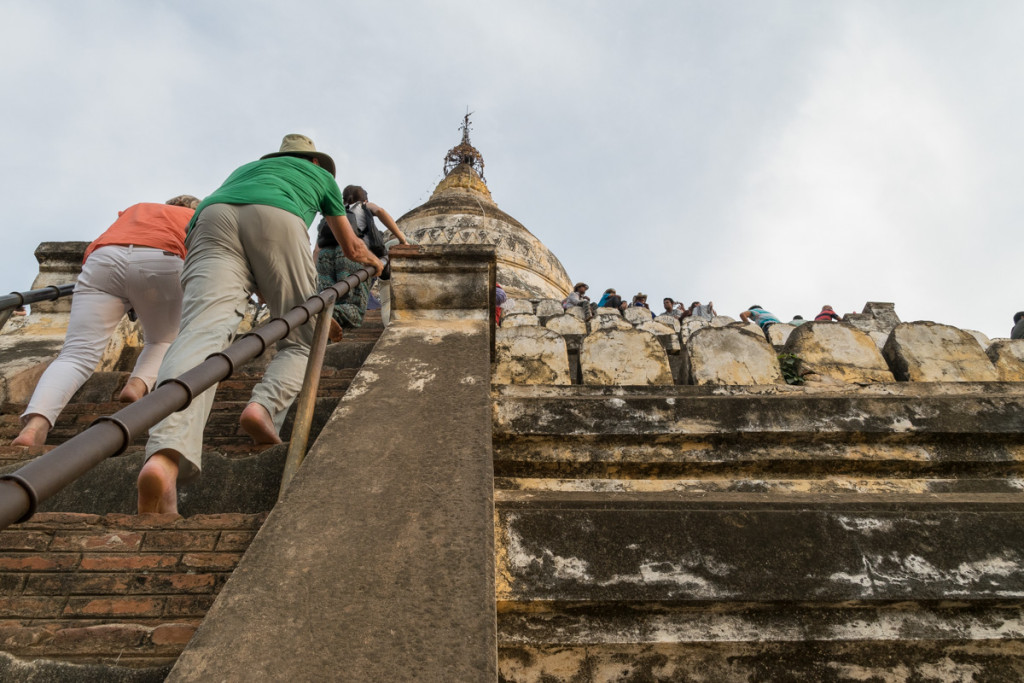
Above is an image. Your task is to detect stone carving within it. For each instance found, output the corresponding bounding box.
[882,322,1000,382]
[986,340,1024,382]
[493,327,571,385]
[682,326,784,386]
[580,328,673,385]
[783,322,894,384]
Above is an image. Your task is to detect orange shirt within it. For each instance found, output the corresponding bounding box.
[83,203,194,262]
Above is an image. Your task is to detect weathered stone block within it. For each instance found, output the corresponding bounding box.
[534,299,564,319]
[623,307,654,325]
[494,327,571,385]
[965,329,991,351]
[679,318,709,344]
[502,314,540,328]
[653,314,681,332]
[580,329,673,385]
[766,323,795,348]
[544,315,587,337]
[564,306,586,322]
[783,322,894,383]
[883,322,1000,382]
[592,313,632,332]
[682,326,783,386]
[987,339,1024,382]
[637,320,680,354]
[502,299,534,316]
[594,307,622,316]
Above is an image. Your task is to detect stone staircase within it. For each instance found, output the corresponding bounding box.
[493,382,1024,681]
[0,310,384,680]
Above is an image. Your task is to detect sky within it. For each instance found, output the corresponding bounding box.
[1,0,1021,338]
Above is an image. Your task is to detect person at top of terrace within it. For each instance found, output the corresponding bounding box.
[13,195,200,448]
[562,282,593,320]
[815,305,841,322]
[315,184,408,340]
[597,288,627,312]
[740,305,780,340]
[688,301,716,319]
[662,297,686,320]
[137,134,383,515]
[1012,311,1024,340]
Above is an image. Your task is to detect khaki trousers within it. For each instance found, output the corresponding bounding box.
[145,203,316,482]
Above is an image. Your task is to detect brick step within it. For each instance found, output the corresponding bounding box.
[493,384,1024,481]
[1,375,352,447]
[0,512,265,670]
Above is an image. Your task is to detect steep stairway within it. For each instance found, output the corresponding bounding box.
[0,310,384,680]
[493,383,1024,682]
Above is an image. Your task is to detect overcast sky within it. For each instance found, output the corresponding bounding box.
[1,1,1021,338]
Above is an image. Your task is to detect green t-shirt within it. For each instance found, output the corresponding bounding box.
[188,156,345,233]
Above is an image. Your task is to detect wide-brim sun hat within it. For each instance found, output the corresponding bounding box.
[261,134,336,177]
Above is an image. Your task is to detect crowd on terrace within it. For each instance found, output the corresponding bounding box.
[553,282,851,340]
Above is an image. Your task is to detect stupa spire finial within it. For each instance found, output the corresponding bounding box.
[443,108,485,183]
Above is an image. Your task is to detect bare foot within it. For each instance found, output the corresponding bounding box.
[329,318,344,343]
[119,377,149,403]
[137,451,180,514]
[12,415,50,447]
[239,402,282,445]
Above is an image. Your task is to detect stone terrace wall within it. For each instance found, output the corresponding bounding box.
[496,299,1023,386]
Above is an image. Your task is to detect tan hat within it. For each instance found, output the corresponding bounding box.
[261,134,336,177]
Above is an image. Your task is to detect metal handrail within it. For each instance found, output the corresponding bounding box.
[0,258,387,530]
[278,285,337,498]
[0,283,76,329]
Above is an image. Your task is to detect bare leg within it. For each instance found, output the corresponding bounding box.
[239,402,283,445]
[12,414,51,447]
[137,451,180,514]
[119,377,149,403]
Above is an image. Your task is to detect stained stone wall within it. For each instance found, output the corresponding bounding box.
[494,299,1018,388]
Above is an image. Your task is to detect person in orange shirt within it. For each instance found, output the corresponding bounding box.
[12,195,199,447]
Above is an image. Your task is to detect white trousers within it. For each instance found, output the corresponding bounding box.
[23,245,184,426]
[145,203,317,482]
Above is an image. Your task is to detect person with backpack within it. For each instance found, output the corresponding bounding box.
[315,185,408,340]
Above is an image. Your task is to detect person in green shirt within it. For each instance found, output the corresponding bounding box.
[138,134,382,515]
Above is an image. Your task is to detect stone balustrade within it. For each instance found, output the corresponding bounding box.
[496,299,1024,386]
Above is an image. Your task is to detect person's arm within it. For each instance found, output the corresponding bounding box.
[366,202,409,245]
[739,310,753,323]
[325,214,384,275]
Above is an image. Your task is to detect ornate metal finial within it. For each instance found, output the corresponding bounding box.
[443,109,485,182]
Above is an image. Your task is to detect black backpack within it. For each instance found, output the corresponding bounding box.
[347,202,388,258]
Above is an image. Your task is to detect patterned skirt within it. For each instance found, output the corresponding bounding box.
[316,246,370,328]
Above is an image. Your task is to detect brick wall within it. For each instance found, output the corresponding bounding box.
[0,512,265,667]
